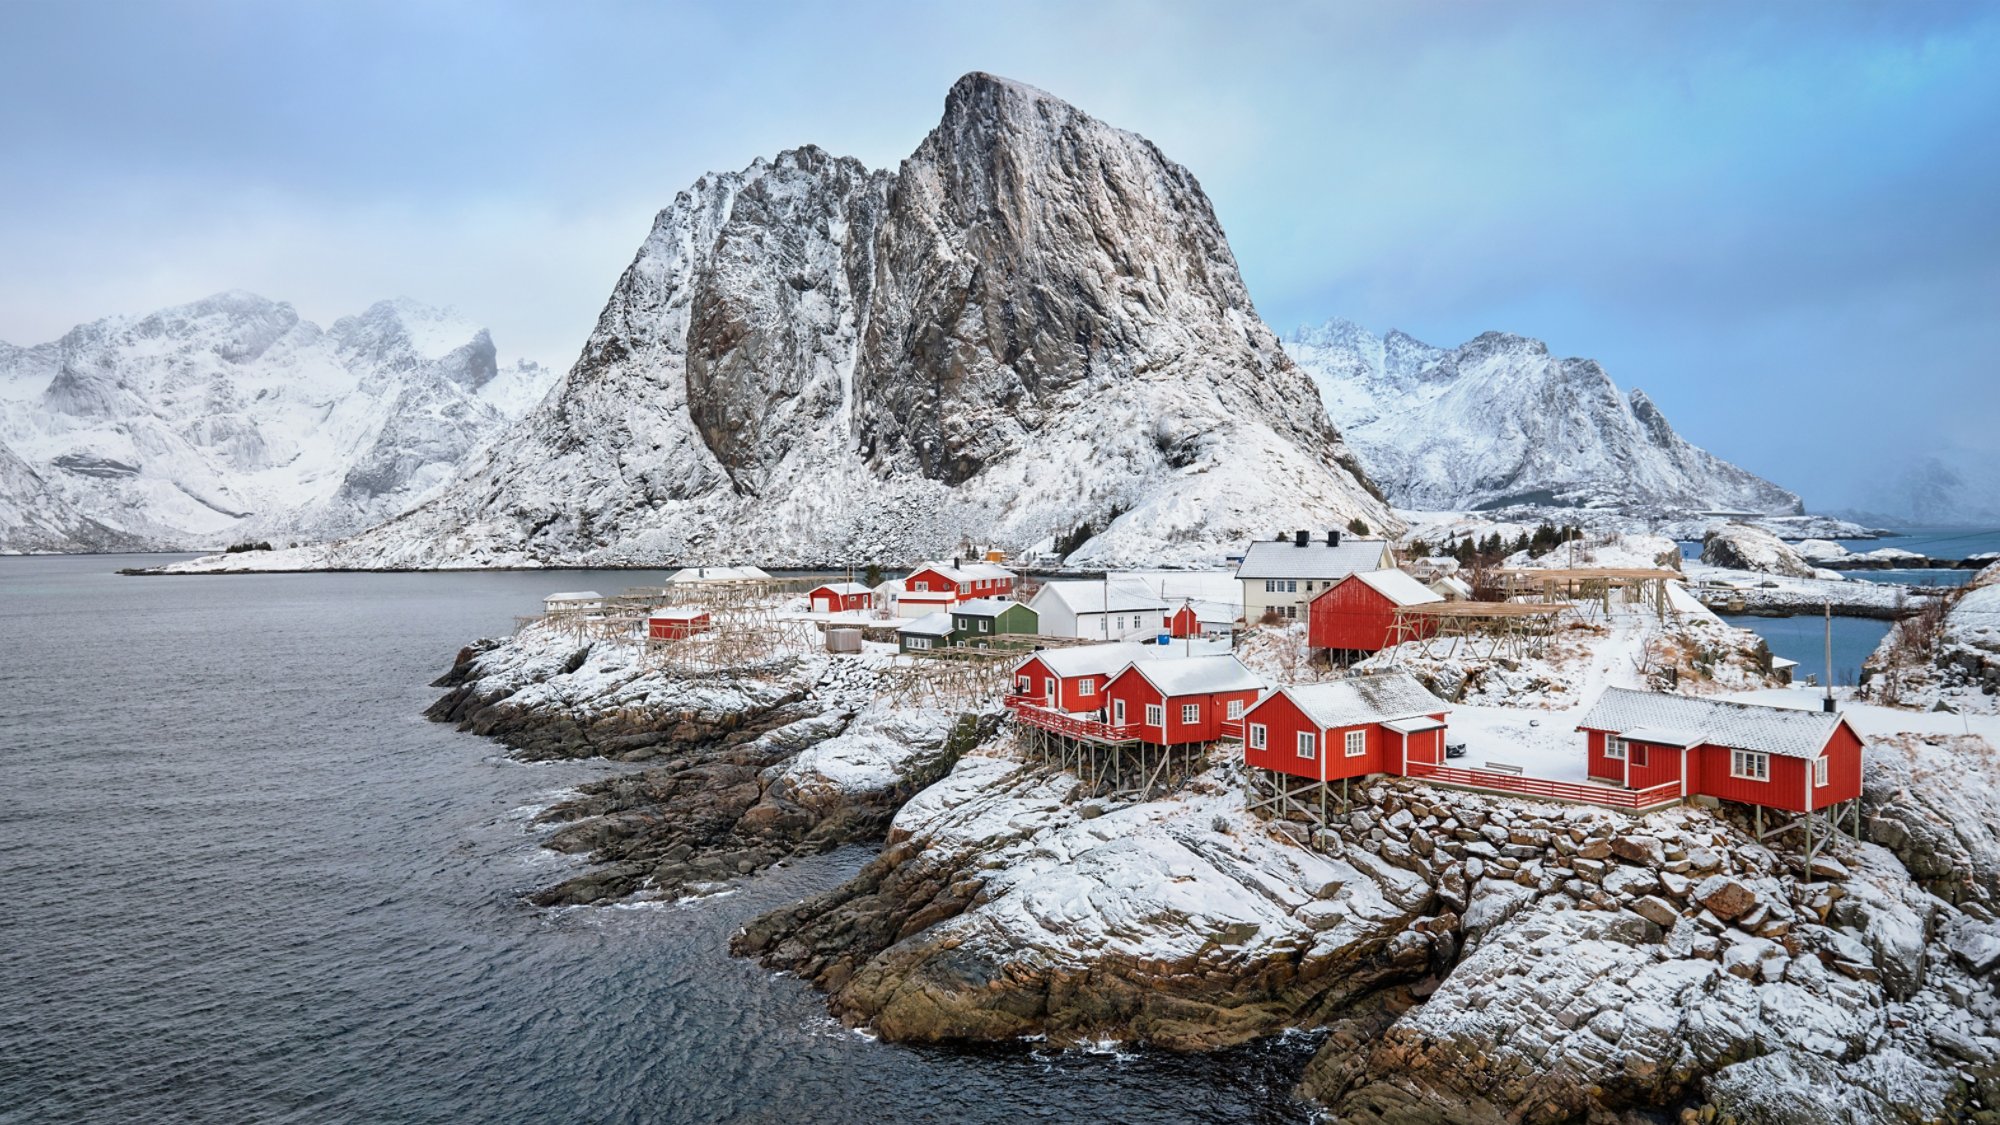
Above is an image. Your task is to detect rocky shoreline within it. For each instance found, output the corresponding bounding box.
[432,623,2000,1122]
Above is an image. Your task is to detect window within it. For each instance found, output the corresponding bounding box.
[1604,737,1626,761]
[1730,750,1770,781]
[959,583,970,594]
[1630,745,1648,768]
[1226,699,1244,719]
[1265,579,1277,593]
[1181,703,1199,724]
[1344,729,1366,757]
[913,580,928,592]
[908,637,930,650]
[1145,704,1164,726]
[1078,679,1095,696]
[1285,605,1298,620]
[1814,756,1829,787]
[1015,675,1031,693]
[1297,732,1317,759]
[1286,579,1298,593]
[979,620,990,632]
[1248,723,1267,749]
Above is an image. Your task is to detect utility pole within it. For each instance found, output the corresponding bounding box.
[1823,598,1835,713]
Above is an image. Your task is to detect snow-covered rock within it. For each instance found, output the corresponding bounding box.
[0,437,144,552]
[1701,522,1820,578]
[169,73,1392,573]
[1285,318,1801,515]
[0,291,552,550]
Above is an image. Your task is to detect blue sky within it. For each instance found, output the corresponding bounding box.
[2,1,1994,517]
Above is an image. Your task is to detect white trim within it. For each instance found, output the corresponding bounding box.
[1181,703,1200,724]
[1297,731,1317,760]
[1113,699,1126,725]
[1078,679,1096,697]
[1344,729,1366,758]
[1730,749,1770,782]
[1145,703,1164,727]
[1604,736,1627,761]
[1226,699,1245,719]
[1248,723,1267,750]
[1814,755,1829,787]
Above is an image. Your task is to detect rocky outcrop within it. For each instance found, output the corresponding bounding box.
[1863,734,2000,911]
[0,437,147,552]
[425,623,984,905]
[1285,318,1802,515]
[1700,522,1821,578]
[192,73,1391,572]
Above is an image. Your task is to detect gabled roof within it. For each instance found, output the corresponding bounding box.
[1017,641,1157,679]
[545,590,602,601]
[953,597,1030,619]
[896,612,955,636]
[912,560,1015,583]
[1334,569,1444,608]
[809,582,871,596]
[1122,654,1265,696]
[1577,687,1847,759]
[667,566,770,583]
[1031,580,1166,615]
[648,607,708,620]
[1235,539,1392,581]
[1266,672,1449,729]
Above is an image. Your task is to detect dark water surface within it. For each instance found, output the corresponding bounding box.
[1,556,1315,1124]
[1719,613,1892,688]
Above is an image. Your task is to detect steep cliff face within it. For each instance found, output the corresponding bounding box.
[0,292,551,550]
[283,73,1390,571]
[0,438,145,553]
[1286,318,1802,515]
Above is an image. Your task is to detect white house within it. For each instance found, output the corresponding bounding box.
[1236,532,1396,623]
[667,565,772,584]
[543,590,604,615]
[1029,579,1169,640]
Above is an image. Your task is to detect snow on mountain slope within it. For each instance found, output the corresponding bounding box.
[0,437,146,553]
[1285,318,1801,515]
[0,291,552,550]
[223,73,1391,572]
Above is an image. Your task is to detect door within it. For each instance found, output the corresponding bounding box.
[1113,699,1126,726]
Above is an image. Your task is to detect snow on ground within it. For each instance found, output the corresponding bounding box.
[1725,684,2000,746]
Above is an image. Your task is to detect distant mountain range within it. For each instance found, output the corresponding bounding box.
[1284,318,1802,516]
[0,292,552,552]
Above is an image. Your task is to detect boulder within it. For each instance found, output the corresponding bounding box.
[1610,834,1666,867]
[1695,876,1759,922]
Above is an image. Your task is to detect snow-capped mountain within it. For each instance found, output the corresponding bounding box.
[0,291,553,550]
[242,73,1391,571]
[0,437,146,553]
[1285,318,1801,515]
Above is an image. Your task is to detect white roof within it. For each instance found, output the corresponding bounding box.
[810,582,871,595]
[1017,642,1157,679]
[1578,687,1846,759]
[896,612,955,636]
[1382,715,1448,735]
[1236,538,1392,581]
[648,607,708,620]
[1125,654,1264,696]
[1430,576,1474,598]
[667,566,771,583]
[1619,726,1704,748]
[1345,569,1444,608]
[545,590,602,601]
[1266,672,1449,729]
[953,597,1029,618]
[1032,579,1166,615]
[915,560,1015,583]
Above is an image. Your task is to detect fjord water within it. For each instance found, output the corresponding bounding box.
[1,556,1314,1124]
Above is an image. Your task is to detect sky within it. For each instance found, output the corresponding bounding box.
[2,0,1995,519]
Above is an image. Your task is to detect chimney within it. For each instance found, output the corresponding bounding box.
[952,556,962,568]
[1294,530,1309,548]
[1274,531,1287,542]
[1327,530,1340,547]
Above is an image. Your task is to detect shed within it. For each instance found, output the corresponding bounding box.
[896,612,955,654]
[1308,569,1444,654]
[950,598,1038,647]
[647,607,712,640]
[807,582,873,615]
[544,590,604,615]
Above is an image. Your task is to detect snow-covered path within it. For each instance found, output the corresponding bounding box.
[1446,610,1653,782]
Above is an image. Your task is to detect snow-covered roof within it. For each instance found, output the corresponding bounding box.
[896,612,956,636]
[1125,654,1264,696]
[1619,726,1704,748]
[1235,538,1392,580]
[667,565,771,583]
[648,607,708,620]
[1430,575,1474,598]
[953,597,1028,618]
[1382,715,1447,735]
[545,590,602,602]
[1342,569,1444,607]
[810,582,871,595]
[1577,688,1846,759]
[915,560,1015,583]
[1018,641,1159,680]
[1269,672,1448,730]
[1032,579,1166,614]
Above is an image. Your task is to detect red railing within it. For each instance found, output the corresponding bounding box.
[1219,718,1245,740]
[1405,762,1683,811]
[1006,697,1139,742]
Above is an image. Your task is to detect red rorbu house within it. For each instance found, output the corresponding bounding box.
[807,582,873,615]
[1103,655,1265,748]
[1307,569,1443,657]
[1241,672,1451,788]
[898,560,1017,618]
[1576,688,1864,842]
[1010,642,1157,715]
[647,607,713,640]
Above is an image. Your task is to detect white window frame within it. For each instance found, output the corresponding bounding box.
[1286,579,1298,593]
[1297,731,1317,760]
[979,619,990,633]
[1181,703,1199,724]
[1604,736,1626,761]
[1814,756,1829,787]
[1226,699,1244,719]
[1730,749,1770,782]
[908,637,929,650]
[1016,675,1031,693]
[1145,704,1164,727]
[1248,723,1267,750]
[1113,700,1126,725]
[1045,677,1056,700]
[1344,729,1366,758]
[1078,679,1096,697]
[1265,579,1277,593]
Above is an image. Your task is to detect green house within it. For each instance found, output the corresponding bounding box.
[897,611,955,654]
[950,598,1039,648]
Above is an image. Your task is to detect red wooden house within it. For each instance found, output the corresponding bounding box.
[1576,688,1864,814]
[807,582,873,614]
[1103,655,1265,748]
[647,608,713,640]
[1307,569,1442,655]
[1164,604,1201,639]
[1241,672,1450,785]
[899,560,1017,616]
[1010,642,1156,714]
